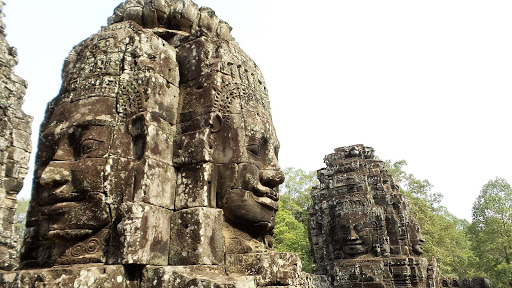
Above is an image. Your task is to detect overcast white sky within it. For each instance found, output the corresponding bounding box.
[4,0,512,221]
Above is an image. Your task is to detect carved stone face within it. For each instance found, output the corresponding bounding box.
[333,198,378,258]
[24,96,139,265]
[409,223,425,255]
[215,110,284,236]
[338,210,369,256]
[36,99,118,244]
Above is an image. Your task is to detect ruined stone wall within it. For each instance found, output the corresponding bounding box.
[0,1,32,271]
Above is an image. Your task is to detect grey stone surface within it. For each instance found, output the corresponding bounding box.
[308,145,435,288]
[1,0,329,287]
[0,1,32,271]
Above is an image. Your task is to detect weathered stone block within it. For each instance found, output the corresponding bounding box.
[11,130,30,152]
[178,72,244,122]
[130,112,176,164]
[136,73,179,125]
[169,207,224,265]
[173,129,212,166]
[142,265,256,288]
[105,158,135,210]
[145,115,176,163]
[226,252,305,287]
[176,37,215,83]
[5,147,28,164]
[136,28,179,85]
[175,163,215,210]
[0,265,132,287]
[134,158,176,210]
[110,202,172,265]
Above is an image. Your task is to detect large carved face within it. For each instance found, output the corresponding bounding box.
[29,96,135,264]
[213,106,284,236]
[36,98,116,241]
[207,69,284,237]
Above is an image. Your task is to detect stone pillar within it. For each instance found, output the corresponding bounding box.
[0,1,32,271]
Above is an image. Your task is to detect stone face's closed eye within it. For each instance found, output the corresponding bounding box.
[247,144,260,157]
[80,139,103,156]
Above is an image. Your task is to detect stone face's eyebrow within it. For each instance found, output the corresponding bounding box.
[43,118,118,134]
[73,119,117,128]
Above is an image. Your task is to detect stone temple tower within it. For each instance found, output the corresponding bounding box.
[308,145,439,288]
[0,1,32,271]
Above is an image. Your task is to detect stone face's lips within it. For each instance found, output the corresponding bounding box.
[343,240,367,255]
[252,194,279,211]
[43,201,79,215]
[253,183,279,201]
[345,240,365,247]
[46,188,83,205]
[47,229,95,241]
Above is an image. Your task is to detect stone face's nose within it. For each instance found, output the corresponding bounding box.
[259,169,285,189]
[40,164,71,188]
[348,226,359,241]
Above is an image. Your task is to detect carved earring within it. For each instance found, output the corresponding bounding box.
[131,115,147,160]
[211,113,222,133]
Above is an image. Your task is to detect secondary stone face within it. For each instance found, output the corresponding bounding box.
[0,1,32,271]
[309,145,437,288]
[4,0,328,287]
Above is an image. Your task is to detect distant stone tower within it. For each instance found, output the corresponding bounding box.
[308,145,438,288]
[0,1,32,271]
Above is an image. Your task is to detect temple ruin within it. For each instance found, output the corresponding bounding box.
[0,1,32,271]
[308,145,437,287]
[0,0,327,286]
[0,1,494,287]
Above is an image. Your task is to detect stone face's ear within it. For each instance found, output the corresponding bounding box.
[211,113,222,133]
[131,115,147,160]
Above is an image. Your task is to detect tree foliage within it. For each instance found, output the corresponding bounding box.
[274,208,313,272]
[386,160,477,277]
[468,178,512,288]
[14,197,29,239]
[274,167,318,273]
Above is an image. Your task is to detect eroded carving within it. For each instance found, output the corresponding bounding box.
[0,1,32,271]
[309,144,437,288]
[20,21,179,268]
[4,1,330,287]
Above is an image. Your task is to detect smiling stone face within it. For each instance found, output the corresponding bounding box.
[217,109,284,237]
[309,145,436,287]
[37,107,114,243]
[20,22,179,267]
[331,197,386,259]
[172,31,285,249]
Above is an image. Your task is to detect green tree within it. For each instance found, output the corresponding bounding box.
[386,160,477,277]
[468,178,512,288]
[14,197,29,239]
[278,167,318,227]
[274,167,318,272]
[274,208,313,272]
